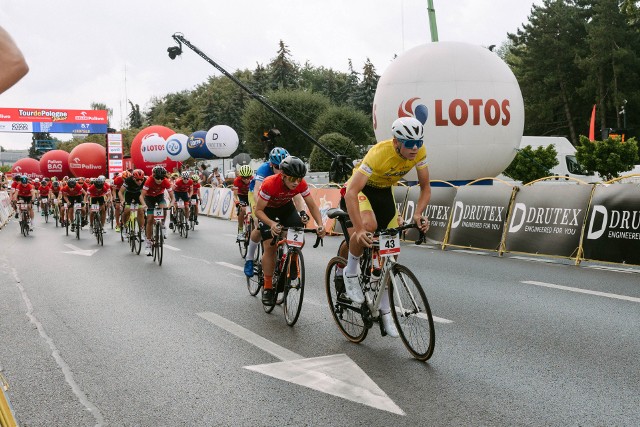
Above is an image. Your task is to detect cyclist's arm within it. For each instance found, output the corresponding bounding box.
[292,194,305,212]
[254,197,276,229]
[344,171,369,233]
[253,180,264,205]
[139,189,147,207]
[167,189,175,205]
[302,194,326,238]
[118,186,126,202]
[414,166,431,230]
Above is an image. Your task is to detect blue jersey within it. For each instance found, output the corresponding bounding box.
[249,162,274,192]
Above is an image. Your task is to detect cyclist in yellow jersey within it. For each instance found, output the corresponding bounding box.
[342,117,431,336]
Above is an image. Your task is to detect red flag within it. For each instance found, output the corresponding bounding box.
[589,104,596,141]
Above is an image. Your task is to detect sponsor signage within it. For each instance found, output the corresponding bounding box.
[0,108,108,124]
[108,146,122,154]
[582,184,640,265]
[404,185,458,243]
[446,185,514,250]
[107,133,123,179]
[505,184,593,257]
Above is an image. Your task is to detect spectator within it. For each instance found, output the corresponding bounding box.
[208,167,224,187]
[0,25,29,94]
[199,163,211,185]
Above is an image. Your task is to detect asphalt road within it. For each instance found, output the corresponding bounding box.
[0,213,638,426]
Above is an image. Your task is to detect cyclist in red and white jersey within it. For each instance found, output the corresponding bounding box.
[62,178,87,231]
[11,176,35,230]
[86,176,111,232]
[245,156,326,305]
[140,166,175,255]
[232,165,253,241]
[170,171,193,230]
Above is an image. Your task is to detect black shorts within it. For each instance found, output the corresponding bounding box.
[124,191,141,206]
[237,194,249,205]
[90,196,105,205]
[67,195,84,205]
[17,195,32,204]
[175,192,190,203]
[144,194,166,213]
[361,184,396,231]
[258,202,303,241]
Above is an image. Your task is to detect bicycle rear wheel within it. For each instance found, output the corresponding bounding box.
[44,205,49,223]
[388,263,435,361]
[183,211,189,238]
[134,221,142,255]
[284,249,305,326]
[157,223,164,265]
[246,260,262,297]
[325,256,367,343]
[75,211,81,240]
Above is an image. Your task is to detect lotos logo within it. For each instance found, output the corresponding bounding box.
[166,138,182,155]
[188,136,205,149]
[398,98,428,125]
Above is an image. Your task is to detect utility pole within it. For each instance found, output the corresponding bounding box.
[427,0,439,42]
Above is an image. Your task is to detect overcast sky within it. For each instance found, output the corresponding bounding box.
[0,0,541,150]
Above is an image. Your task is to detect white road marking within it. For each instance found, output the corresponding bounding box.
[584,265,640,274]
[451,249,490,256]
[510,256,562,264]
[163,244,181,251]
[521,281,640,303]
[395,306,453,324]
[217,261,244,272]
[180,255,211,264]
[197,311,405,415]
[63,244,99,257]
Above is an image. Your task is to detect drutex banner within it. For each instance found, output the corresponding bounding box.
[404,185,457,243]
[505,184,593,258]
[582,183,640,265]
[446,185,514,250]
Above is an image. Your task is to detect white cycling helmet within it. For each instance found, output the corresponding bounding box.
[391,117,424,141]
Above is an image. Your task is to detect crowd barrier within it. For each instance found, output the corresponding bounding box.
[0,191,13,230]
[198,175,640,267]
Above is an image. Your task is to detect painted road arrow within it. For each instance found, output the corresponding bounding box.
[197,311,405,415]
[63,244,99,257]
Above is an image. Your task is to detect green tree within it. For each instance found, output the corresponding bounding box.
[311,105,374,147]
[128,101,143,128]
[268,40,299,90]
[353,58,379,116]
[241,89,331,159]
[502,144,559,183]
[29,132,55,159]
[309,133,360,172]
[576,135,639,180]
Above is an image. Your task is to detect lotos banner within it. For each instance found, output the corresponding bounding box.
[582,183,640,265]
[505,184,593,258]
[446,184,514,250]
[404,184,458,243]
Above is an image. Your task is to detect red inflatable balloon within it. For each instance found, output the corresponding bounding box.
[130,125,180,175]
[39,150,71,179]
[11,158,43,180]
[69,143,106,178]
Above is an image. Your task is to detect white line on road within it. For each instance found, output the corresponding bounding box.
[583,265,640,274]
[163,244,181,251]
[521,281,640,303]
[181,255,211,264]
[197,311,302,361]
[216,261,244,272]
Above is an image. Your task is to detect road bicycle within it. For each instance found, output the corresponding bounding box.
[105,200,115,229]
[90,204,104,246]
[151,204,164,265]
[173,200,189,238]
[41,197,50,223]
[52,199,61,227]
[254,226,322,326]
[236,202,253,259]
[17,202,30,236]
[123,203,143,255]
[324,208,435,361]
[189,201,198,230]
[72,202,84,240]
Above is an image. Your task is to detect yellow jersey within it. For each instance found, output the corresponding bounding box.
[355,139,428,188]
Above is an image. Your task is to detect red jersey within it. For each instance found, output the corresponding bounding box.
[233,175,252,196]
[11,180,19,190]
[258,174,310,208]
[192,182,201,195]
[143,176,172,197]
[16,183,34,197]
[62,184,85,197]
[113,176,124,191]
[51,186,61,196]
[173,178,193,193]
[87,182,111,197]
[38,183,52,196]
[33,182,41,190]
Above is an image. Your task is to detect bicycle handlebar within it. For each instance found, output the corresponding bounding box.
[371,222,427,246]
[269,226,324,248]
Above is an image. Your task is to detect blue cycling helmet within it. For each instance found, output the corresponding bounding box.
[269,147,289,166]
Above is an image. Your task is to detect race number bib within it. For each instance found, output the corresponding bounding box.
[177,200,184,208]
[154,208,163,220]
[74,203,82,211]
[379,234,401,256]
[91,204,99,212]
[286,229,304,247]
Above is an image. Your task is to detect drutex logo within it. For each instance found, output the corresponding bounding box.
[18,109,68,121]
[586,205,640,240]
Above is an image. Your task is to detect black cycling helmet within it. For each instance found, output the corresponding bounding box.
[20,176,28,184]
[152,165,167,179]
[95,177,105,186]
[68,178,77,188]
[279,156,307,178]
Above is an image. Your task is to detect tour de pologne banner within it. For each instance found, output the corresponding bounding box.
[504,184,594,257]
[446,185,515,250]
[582,183,640,265]
[0,108,108,134]
[404,185,457,243]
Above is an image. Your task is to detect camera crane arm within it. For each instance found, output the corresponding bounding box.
[170,33,353,181]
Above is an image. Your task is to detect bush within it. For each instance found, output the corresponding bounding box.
[502,144,559,183]
[576,135,639,181]
[309,133,360,172]
[311,106,374,147]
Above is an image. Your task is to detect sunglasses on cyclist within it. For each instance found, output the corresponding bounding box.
[397,138,424,149]
[283,175,302,184]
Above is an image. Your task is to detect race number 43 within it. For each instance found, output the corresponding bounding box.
[379,234,401,256]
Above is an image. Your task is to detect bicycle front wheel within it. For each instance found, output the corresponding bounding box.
[75,211,81,240]
[325,256,368,343]
[157,224,164,266]
[284,249,305,326]
[388,263,435,361]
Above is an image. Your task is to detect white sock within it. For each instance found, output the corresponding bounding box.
[380,288,390,313]
[335,266,344,276]
[246,239,259,260]
[344,251,360,277]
